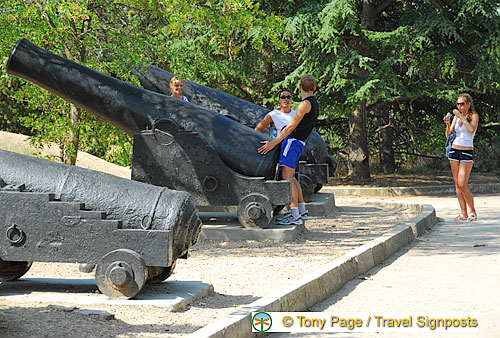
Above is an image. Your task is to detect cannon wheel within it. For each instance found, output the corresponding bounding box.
[95,249,147,299]
[299,174,314,202]
[237,193,273,229]
[0,259,32,281]
[146,261,177,284]
[314,184,323,194]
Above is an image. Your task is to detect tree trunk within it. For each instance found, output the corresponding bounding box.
[348,101,370,179]
[68,103,81,165]
[377,108,396,174]
[344,1,381,180]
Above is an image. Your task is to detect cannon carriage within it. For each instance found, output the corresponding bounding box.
[0,150,202,299]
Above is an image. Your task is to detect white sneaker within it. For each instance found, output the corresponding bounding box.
[277,215,303,225]
[277,210,309,221]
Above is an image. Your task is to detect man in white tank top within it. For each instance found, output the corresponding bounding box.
[255,89,309,223]
[255,89,296,137]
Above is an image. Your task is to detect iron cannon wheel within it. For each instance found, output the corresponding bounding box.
[299,174,314,202]
[237,193,273,229]
[146,261,177,284]
[95,249,147,299]
[314,184,323,194]
[0,259,32,281]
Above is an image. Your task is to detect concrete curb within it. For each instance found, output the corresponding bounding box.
[187,201,437,338]
[321,183,500,196]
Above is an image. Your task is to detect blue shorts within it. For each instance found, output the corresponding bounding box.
[279,136,305,169]
[448,148,474,162]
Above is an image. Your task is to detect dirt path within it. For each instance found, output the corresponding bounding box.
[0,199,418,337]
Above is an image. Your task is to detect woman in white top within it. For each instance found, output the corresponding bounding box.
[170,76,189,102]
[443,93,479,221]
[255,89,296,137]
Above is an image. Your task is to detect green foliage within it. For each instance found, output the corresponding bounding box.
[274,0,500,173]
[1,0,499,175]
[150,0,289,104]
[1,0,288,166]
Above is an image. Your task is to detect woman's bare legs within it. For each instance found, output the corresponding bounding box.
[450,160,476,217]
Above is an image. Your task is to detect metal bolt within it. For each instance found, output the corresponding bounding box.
[247,203,263,220]
[108,264,131,286]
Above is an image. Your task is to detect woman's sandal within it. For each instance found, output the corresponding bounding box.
[455,214,467,221]
[467,213,477,221]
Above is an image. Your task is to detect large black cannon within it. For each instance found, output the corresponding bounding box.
[133,64,338,186]
[6,38,291,228]
[0,149,201,299]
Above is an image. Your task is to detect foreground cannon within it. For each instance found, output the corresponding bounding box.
[0,150,201,299]
[6,38,291,228]
[133,64,338,186]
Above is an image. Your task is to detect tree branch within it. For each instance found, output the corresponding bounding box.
[374,124,394,133]
[32,0,57,29]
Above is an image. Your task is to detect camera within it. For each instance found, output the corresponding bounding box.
[445,112,453,120]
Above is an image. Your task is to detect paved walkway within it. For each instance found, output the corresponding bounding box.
[270,194,499,338]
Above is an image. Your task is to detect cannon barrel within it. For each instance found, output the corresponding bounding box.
[6,38,276,178]
[133,65,338,176]
[0,149,201,260]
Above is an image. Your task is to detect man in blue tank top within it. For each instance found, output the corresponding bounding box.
[258,74,319,225]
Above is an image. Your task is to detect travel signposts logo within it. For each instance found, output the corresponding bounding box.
[252,312,272,332]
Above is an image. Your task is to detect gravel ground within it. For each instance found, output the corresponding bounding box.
[0,199,418,338]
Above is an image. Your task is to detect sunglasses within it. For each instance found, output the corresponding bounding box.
[456,102,466,107]
[280,95,292,99]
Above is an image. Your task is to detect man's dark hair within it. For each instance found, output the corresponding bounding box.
[277,89,292,97]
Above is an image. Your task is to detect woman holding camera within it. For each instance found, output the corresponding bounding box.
[443,93,479,221]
